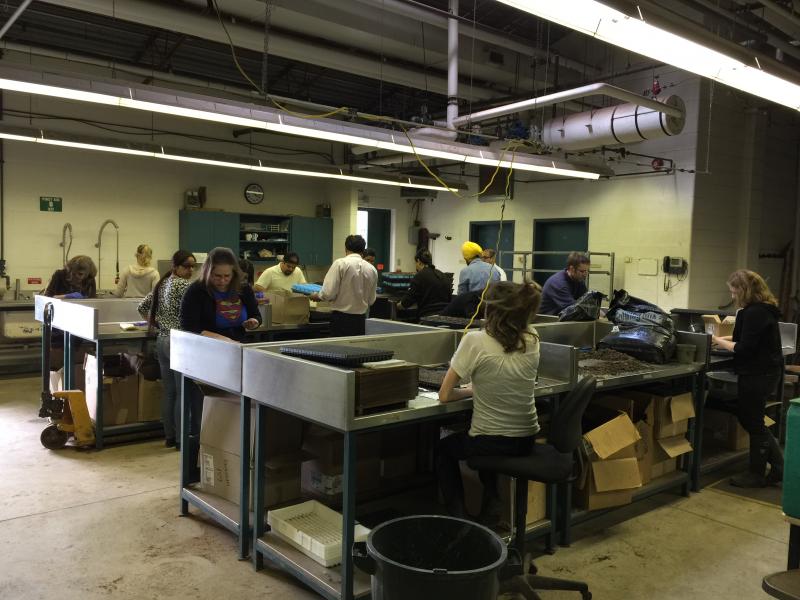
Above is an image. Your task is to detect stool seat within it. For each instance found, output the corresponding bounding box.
[468,443,573,483]
[763,570,800,600]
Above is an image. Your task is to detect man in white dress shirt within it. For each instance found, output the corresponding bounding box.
[310,235,378,337]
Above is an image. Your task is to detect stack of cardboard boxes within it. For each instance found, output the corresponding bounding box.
[83,353,161,426]
[594,389,695,489]
[199,393,304,508]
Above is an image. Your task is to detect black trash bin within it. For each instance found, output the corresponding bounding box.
[352,515,508,600]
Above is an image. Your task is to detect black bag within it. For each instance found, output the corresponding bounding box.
[558,290,606,322]
[606,290,673,330]
[598,324,677,364]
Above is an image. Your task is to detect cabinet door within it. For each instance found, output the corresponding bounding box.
[179,211,215,253]
[290,216,316,264]
[313,218,333,265]
[213,212,240,255]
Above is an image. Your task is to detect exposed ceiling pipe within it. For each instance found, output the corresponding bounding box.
[0,0,32,40]
[451,83,684,128]
[35,0,499,100]
[351,0,595,75]
[446,0,459,129]
[752,0,800,30]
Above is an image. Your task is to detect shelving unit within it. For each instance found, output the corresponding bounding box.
[240,214,291,262]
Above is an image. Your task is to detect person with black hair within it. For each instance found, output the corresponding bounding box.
[362,247,376,266]
[138,250,196,448]
[180,247,262,342]
[310,235,377,336]
[399,249,453,317]
[238,258,255,286]
[254,251,306,293]
[437,281,542,522]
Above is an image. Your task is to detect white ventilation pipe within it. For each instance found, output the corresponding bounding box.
[0,0,33,40]
[452,82,683,128]
[541,95,686,151]
[447,0,459,129]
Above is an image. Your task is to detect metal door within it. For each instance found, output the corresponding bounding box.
[532,218,589,287]
[468,221,515,279]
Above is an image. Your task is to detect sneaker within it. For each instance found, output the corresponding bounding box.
[165,438,176,448]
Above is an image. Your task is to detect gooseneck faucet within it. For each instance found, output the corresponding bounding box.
[94,219,119,290]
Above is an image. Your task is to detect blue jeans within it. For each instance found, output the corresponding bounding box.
[156,335,182,440]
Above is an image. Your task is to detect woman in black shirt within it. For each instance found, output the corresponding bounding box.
[713,269,783,487]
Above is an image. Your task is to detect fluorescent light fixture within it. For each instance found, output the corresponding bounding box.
[496,0,800,111]
[0,67,601,180]
[0,127,463,192]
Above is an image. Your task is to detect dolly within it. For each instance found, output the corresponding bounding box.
[38,302,95,450]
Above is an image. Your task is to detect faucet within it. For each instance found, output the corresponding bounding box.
[95,219,120,289]
[60,222,73,266]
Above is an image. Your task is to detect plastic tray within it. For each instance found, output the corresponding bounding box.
[279,344,394,367]
[267,500,370,567]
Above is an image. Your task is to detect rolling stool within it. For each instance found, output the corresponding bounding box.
[763,570,800,600]
[468,377,597,600]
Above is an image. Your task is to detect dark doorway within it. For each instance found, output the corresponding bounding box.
[533,218,589,287]
[469,221,515,280]
[358,208,391,273]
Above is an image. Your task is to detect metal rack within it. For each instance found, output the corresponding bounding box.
[498,250,616,298]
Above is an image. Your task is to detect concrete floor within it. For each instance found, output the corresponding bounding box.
[0,375,790,599]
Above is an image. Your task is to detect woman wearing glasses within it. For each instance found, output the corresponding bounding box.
[138,250,196,448]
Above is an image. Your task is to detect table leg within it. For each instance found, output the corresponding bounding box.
[341,431,357,600]
[239,396,252,560]
[95,341,104,450]
[63,332,73,389]
[253,403,268,570]
[691,372,705,492]
[179,374,190,516]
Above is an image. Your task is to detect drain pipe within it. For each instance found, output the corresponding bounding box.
[451,82,684,128]
[0,0,32,40]
[446,0,459,130]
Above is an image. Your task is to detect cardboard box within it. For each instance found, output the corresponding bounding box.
[703,408,775,451]
[461,464,547,527]
[609,390,694,439]
[301,457,381,502]
[266,290,310,324]
[138,375,162,422]
[575,406,642,510]
[84,354,139,426]
[635,421,654,485]
[701,314,736,338]
[302,428,381,467]
[199,393,304,508]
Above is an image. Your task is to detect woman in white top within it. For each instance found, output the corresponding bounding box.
[114,244,159,297]
[438,281,542,521]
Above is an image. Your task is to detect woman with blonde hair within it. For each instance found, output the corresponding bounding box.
[437,281,542,521]
[114,244,159,297]
[713,269,783,487]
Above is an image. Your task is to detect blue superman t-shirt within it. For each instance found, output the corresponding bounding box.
[213,290,248,331]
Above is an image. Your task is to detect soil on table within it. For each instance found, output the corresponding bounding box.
[578,348,656,379]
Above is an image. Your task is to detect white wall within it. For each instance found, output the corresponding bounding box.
[418,70,701,311]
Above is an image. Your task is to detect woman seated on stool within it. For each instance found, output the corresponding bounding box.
[437,281,542,522]
[712,269,784,488]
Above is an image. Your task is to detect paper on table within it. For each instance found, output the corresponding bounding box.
[119,323,137,331]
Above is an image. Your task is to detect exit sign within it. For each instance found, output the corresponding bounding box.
[40,196,62,212]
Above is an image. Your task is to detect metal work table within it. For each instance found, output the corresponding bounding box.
[34,295,161,449]
[239,329,575,600]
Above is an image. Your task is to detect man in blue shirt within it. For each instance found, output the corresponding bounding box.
[457,241,500,294]
[539,252,590,315]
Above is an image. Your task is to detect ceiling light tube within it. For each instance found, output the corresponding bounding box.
[496,0,800,111]
[0,129,462,192]
[0,67,601,180]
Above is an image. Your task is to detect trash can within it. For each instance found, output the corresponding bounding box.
[352,515,508,600]
[783,398,800,518]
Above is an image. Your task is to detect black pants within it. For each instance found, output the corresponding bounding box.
[736,371,781,435]
[436,431,534,518]
[330,311,366,337]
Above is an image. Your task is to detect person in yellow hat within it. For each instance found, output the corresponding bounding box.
[458,241,500,294]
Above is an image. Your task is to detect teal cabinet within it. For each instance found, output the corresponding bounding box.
[179,211,239,255]
[290,217,332,265]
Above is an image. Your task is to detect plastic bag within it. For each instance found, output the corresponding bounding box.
[558,290,606,322]
[598,324,677,364]
[605,289,674,335]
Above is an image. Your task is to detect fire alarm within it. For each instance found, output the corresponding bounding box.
[651,158,665,171]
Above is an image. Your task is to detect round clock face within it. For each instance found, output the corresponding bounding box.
[245,183,264,205]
